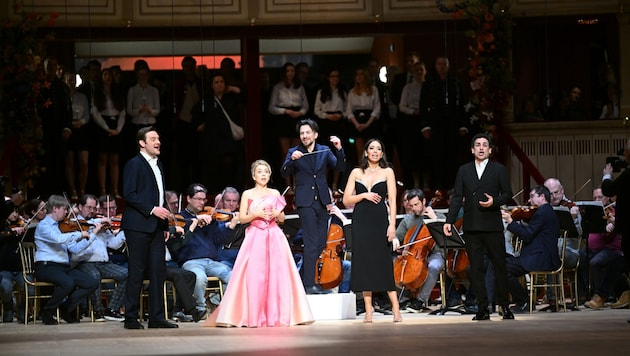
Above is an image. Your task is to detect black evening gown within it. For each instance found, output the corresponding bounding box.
[350,179,396,292]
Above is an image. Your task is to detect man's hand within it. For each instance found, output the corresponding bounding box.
[443,223,452,237]
[479,193,494,208]
[330,135,342,150]
[153,206,171,220]
[603,163,613,176]
[291,150,304,161]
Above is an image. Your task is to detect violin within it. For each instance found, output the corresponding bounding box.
[168,214,188,228]
[508,206,538,221]
[315,223,345,289]
[428,190,449,209]
[393,223,434,291]
[560,199,576,208]
[58,218,94,233]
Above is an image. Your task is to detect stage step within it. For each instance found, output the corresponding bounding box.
[306,293,356,320]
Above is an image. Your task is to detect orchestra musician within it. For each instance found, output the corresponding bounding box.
[395,189,445,313]
[500,185,561,313]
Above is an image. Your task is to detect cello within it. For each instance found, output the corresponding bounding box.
[392,223,434,291]
[445,218,469,279]
[315,223,345,289]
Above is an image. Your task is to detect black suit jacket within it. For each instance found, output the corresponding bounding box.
[447,160,512,232]
[281,143,346,208]
[602,168,630,234]
[121,153,168,233]
[507,203,561,272]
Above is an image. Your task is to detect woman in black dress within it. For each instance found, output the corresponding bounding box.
[343,138,401,323]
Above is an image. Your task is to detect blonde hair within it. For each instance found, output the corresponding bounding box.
[250,159,272,176]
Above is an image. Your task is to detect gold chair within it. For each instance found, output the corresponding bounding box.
[18,242,60,325]
[562,237,583,305]
[139,279,175,320]
[205,276,224,307]
[528,230,568,313]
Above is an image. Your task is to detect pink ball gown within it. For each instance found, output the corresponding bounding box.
[202,195,314,327]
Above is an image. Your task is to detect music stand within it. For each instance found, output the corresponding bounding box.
[552,206,579,238]
[424,220,468,315]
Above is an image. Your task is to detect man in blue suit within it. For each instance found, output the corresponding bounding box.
[121,126,177,329]
[281,119,346,294]
[501,185,561,313]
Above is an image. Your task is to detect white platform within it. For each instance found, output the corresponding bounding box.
[306,293,356,320]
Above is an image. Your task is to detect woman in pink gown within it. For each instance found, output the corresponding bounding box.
[202,159,314,327]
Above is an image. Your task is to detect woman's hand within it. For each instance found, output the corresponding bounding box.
[386,224,396,242]
[363,192,382,204]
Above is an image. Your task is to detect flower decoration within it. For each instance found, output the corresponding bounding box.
[0,1,57,189]
[437,0,515,133]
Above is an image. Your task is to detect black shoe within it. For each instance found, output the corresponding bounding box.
[539,304,557,312]
[304,285,330,295]
[61,308,80,324]
[104,308,124,321]
[41,309,58,325]
[192,309,208,322]
[472,310,490,321]
[511,302,530,314]
[148,319,179,328]
[501,306,515,320]
[124,318,144,329]
[406,300,426,313]
[172,311,193,322]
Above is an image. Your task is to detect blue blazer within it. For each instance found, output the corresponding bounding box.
[281,143,346,208]
[507,203,561,272]
[447,160,512,232]
[121,153,168,233]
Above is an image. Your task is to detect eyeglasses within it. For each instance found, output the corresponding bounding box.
[191,197,207,203]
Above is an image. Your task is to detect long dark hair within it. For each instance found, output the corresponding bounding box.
[93,68,125,111]
[281,62,301,89]
[360,138,389,171]
[320,68,346,103]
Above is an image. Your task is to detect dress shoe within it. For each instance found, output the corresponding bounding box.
[192,309,208,322]
[304,285,330,295]
[148,319,179,328]
[510,302,530,314]
[124,318,145,329]
[584,294,605,309]
[41,309,58,325]
[406,299,426,313]
[611,290,630,309]
[104,308,125,321]
[472,310,490,321]
[501,306,515,320]
[61,308,80,324]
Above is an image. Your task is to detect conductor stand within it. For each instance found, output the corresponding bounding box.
[426,220,468,315]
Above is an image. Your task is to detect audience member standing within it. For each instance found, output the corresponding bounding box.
[125,63,160,166]
[345,67,381,165]
[63,71,91,199]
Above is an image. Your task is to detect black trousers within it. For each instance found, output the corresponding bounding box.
[125,229,166,321]
[465,231,510,308]
[165,266,196,313]
[34,262,98,312]
[298,200,329,288]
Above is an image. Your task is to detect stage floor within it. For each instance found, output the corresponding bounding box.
[0,305,628,355]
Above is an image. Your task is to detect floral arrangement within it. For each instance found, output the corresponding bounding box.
[0,2,57,189]
[437,0,515,133]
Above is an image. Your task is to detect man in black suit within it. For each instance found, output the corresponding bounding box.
[501,185,561,313]
[121,126,177,329]
[281,119,346,294]
[444,133,514,320]
[601,137,630,323]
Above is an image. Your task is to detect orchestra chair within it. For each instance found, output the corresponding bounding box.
[18,242,60,325]
[562,237,583,304]
[528,230,568,313]
[139,279,175,320]
[205,276,224,306]
[89,278,118,322]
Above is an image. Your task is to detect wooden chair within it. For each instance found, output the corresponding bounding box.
[528,230,568,313]
[18,242,60,325]
[205,277,224,307]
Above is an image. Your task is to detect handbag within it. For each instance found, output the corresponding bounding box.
[215,96,244,141]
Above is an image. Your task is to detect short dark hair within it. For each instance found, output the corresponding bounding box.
[471,133,493,148]
[136,126,158,148]
[186,183,207,198]
[182,56,196,67]
[296,118,319,134]
[406,189,425,202]
[531,185,551,203]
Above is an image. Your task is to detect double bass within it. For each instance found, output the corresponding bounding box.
[393,223,434,291]
[314,223,345,289]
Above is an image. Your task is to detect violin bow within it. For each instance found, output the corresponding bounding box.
[16,199,47,250]
[281,186,291,196]
[511,189,524,202]
[571,178,592,201]
[62,192,87,239]
[396,235,434,250]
